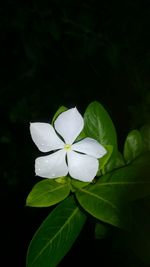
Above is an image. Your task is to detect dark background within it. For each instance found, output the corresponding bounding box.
[0,0,150,266]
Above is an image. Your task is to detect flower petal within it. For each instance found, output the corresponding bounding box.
[30,122,65,152]
[72,138,107,158]
[54,108,84,144]
[35,150,68,178]
[67,151,99,182]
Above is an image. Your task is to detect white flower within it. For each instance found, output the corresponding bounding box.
[30,108,107,182]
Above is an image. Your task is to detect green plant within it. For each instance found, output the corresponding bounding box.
[26,101,150,267]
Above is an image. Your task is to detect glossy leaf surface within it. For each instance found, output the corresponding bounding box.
[26,196,86,267]
[26,178,70,207]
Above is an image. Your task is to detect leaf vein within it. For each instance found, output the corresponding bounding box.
[31,207,79,265]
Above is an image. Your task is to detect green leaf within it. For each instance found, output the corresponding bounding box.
[52,106,67,124]
[84,101,117,148]
[113,151,125,169]
[84,101,118,171]
[140,124,150,151]
[132,151,150,166]
[76,153,150,229]
[76,182,122,228]
[70,179,89,192]
[26,178,70,207]
[26,196,86,267]
[123,129,143,163]
[97,145,113,175]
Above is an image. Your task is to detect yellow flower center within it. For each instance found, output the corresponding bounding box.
[64,144,72,151]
